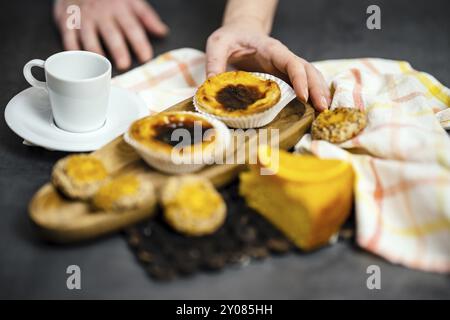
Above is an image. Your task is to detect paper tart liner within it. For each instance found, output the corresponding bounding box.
[436,108,450,130]
[194,72,296,128]
[124,111,231,174]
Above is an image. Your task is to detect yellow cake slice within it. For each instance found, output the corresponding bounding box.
[239,145,354,251]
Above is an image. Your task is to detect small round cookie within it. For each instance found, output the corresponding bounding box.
[52,154,108,200]
[161,175,226,237]
[92,174,157,212]
[311,107,367,143]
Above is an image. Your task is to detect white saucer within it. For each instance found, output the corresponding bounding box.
[4,86,149,152]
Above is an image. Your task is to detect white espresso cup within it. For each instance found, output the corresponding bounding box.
[23,51,111,133]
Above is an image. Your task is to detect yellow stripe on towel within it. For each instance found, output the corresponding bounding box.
[398,61,450,107]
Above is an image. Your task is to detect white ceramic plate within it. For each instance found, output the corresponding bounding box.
[4,86,149,152]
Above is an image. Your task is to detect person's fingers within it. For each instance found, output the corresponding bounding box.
[56,15,80,50]
[314,65,331,104]
[116,9,153,62]
[229,48,257,59]
[228,55,265,73]
[262,40,309,102]
[205,33,232,78]
[98,19,131,70]
[285,58,309,103]
[62,27,80,51]
[131,0,169,37]
[53,0,63,22]
[54,1,80,50]
[305,63,329,111]
[79,19,104,55]
[255,52,280,76]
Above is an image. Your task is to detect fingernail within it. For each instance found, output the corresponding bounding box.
[159,23,169,34]
[303,92,309,103]
[320,96,329,110]
[141,51,152,62]
[117,58,129,70]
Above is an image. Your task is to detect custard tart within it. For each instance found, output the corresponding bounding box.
[195,71,281,117]
[161,175,226,236]
[52,154,108,200]
[92,174,157,212]
[194,71,296,128]
[124,111,230,174]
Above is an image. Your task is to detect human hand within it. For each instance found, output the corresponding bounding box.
[206,21,330,111]
[54,0,169,70]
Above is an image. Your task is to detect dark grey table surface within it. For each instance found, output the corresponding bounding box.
[0,0,449,299]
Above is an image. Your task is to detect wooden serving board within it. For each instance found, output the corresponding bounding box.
[29,97,314,243]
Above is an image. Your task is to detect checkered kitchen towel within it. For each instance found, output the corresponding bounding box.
[115,48,450,273]
[296,59,450,273]
[112,48,207,113]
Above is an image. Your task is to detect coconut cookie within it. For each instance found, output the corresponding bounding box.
[195,71,281,117]
[311,107,367,143]
[161,175,226,237]
[92,174,157,212]
[52,154,108,200]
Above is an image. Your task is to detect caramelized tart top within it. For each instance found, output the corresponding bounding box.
[195,71,281,117]
[129,112,217,153]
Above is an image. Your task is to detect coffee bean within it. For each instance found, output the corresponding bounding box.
[173,254,198,275]
[143,226,152,237]
[267,237,292,253]
[246,246,269,259]
[187,248,201,260]
[237,226,257,244]
[137,249,154,263]
[239,215,250,225]
[128,234,141,247]
[127,182,297,279]
[204,254,227,270]
[147,262,177,281]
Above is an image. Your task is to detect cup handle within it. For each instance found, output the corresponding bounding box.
[23,59,47,90]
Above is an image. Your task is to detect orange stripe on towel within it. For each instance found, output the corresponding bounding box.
[383,176,450,196]
[393,91,426,103]
[351,68,365,111]
[129,56,204,91]
[166,52,198,87]
[361,59,381,75]
[366,159,384,251]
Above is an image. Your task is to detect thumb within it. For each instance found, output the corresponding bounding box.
[205,34,231,78]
